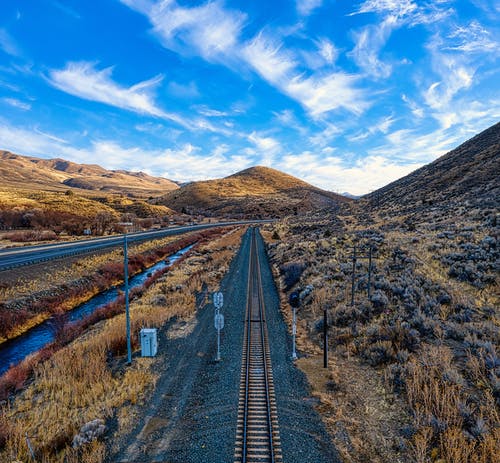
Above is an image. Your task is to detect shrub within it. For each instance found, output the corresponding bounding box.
[364,340,395,366]
[280,261,306,290]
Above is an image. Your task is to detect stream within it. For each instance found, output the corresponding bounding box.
[0,244,194,375]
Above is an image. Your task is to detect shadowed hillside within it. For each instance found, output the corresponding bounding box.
[158,166,350,217]
[365,122,500,216]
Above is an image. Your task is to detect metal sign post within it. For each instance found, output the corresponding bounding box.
[214,312,224,361]
[213,291,224,361]
[124,233,131,365]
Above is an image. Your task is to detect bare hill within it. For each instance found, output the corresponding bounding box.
[365,122,500,217]
[158,166,349,217]
[0,151,179,196]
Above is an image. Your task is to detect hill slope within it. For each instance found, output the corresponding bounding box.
[158,166,349,217]
[365,122,500,216]
[0,151,179,196]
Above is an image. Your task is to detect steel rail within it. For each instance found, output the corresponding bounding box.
[235,227,281,463]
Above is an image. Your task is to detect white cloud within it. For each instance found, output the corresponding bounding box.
[296,0,323,16]
[351,0,418,17]
[348,115,395,142]
[308,122,342,147]
[49,62,164,116]
[317,38,338,65]
[350,0,452,25]
[349,17,395,78]
[277,151,422,195]
[0,121,254,182]
[195,106,229,117]
[286,72,368,116]
[247,131,281,156]
[402,94,424,118]
[242,32,296,84]
[140,0,246,64]
[423,46,475,111]
[301,38,339,70]
[369,111,500,163]
[123,1,368,117]
[0,29,21,57]
[445,20,499,54]
[1,97,31,110]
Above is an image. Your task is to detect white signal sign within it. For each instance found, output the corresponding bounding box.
[213,291,224,309]
[215,313,224,330]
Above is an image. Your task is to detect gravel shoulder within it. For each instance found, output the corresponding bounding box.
[108,228,340,462]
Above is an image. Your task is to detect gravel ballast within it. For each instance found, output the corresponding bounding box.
[110,227,340,462]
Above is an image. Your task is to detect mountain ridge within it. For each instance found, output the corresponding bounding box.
[0,151,179,195]
[157,165,350,217]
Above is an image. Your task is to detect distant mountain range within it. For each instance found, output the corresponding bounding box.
[1,121,498,221]
[0,151,179,196]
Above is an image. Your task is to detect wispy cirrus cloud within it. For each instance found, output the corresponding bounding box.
[47,61,221,131]
[243,31,367,115]
[0,28,22,57]
[348,0,454,77]
[1,97,31,111]
[123,0,246,64]
[122,1,368,117]
[444,20,499,54]
[296,0,323,17]
[48,61,166,117]
[242,32,296,84]
[349,18,394,78]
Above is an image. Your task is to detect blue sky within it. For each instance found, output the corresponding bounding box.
[0,0,498,195]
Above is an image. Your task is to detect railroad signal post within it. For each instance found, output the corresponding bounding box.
[213,291,224,361]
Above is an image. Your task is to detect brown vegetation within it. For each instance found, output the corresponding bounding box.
[0,229,226,343]
[0,226,245,462]
[262,169,498,463]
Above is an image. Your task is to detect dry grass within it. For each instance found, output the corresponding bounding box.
[406,345,499,463]
[0,234,181,302]
[261,210,499,463]
[0,226,247,462]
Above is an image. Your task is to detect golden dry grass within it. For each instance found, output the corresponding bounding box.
[0,227,246,462]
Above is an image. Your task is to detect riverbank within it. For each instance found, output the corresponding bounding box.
[0,226,246,462]
[0,229,226,345]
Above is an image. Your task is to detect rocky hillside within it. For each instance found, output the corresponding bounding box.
[365,122,500,216]
[0,151,179,196]
[158,166,350,217]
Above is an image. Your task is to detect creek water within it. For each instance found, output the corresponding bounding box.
[0,244,194,375]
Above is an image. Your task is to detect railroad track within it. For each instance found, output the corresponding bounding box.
[234,228,282,463]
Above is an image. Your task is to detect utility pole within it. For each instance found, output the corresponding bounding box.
[124,233,131,365]
[323,307,328,368]
[350,244,376,306]
[351,245,356,306]
[367,245,373,299]
[289,291,299,360]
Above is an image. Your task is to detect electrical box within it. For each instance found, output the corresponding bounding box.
[140,328,158,357]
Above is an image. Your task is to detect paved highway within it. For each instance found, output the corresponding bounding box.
[0,220,272,271]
